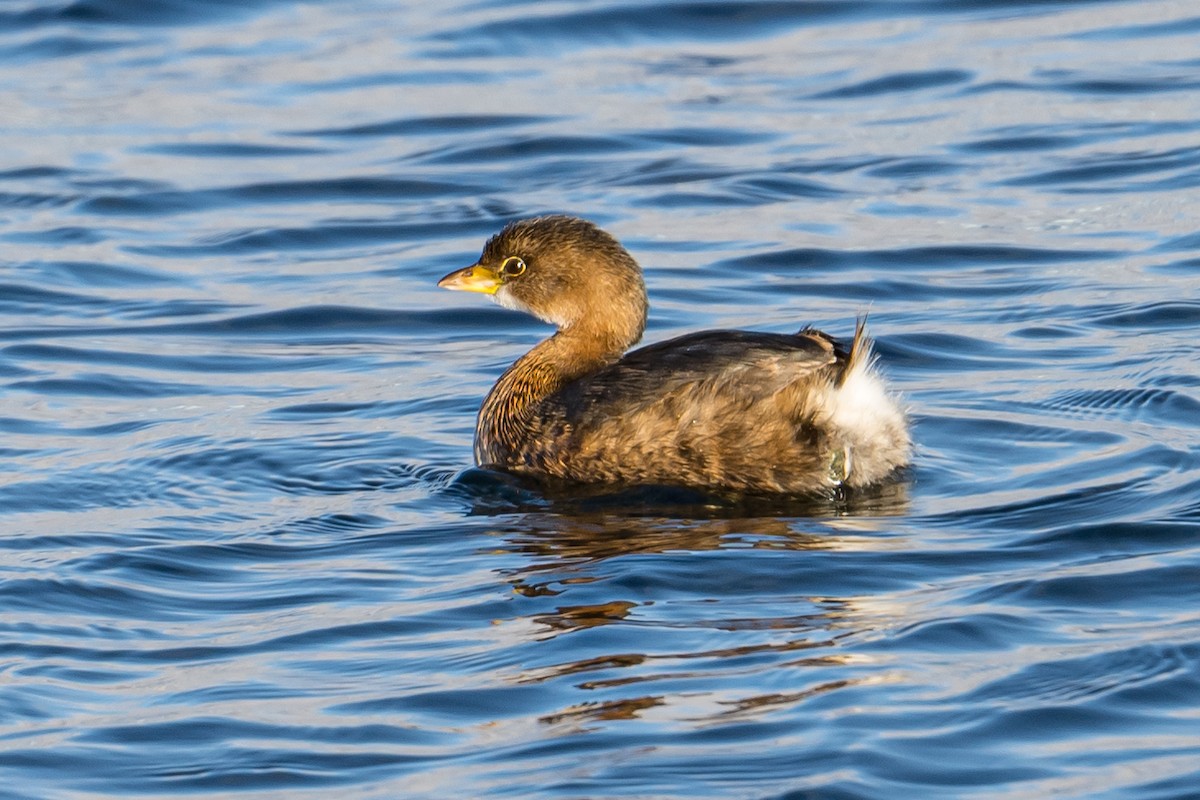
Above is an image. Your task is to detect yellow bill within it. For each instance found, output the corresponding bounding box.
[437,264,501,295]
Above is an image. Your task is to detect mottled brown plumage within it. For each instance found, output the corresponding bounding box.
[438,215,910,494]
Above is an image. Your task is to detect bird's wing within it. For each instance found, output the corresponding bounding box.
[556,329,840,419]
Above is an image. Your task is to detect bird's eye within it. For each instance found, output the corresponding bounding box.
[501,256,526,277]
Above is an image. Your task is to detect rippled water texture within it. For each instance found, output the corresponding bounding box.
[2,1,1199,798]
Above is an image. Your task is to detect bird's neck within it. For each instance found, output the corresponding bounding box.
[474,322,637,466]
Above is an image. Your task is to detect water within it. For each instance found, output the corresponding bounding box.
[2,1,1199,797]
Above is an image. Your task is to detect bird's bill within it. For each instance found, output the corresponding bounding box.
[437,264,501,295]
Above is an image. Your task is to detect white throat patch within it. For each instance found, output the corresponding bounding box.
[493,285,574,329]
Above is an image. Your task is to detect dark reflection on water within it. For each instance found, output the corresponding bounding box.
[447,466,913,519]
[2,0,1200,798]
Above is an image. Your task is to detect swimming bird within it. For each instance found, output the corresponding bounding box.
[438,215,910,495]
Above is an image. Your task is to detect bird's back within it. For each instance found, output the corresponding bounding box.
[503,327,905,494]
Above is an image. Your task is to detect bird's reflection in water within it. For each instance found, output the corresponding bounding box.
[453,474,913,731]
[449,465,911,521]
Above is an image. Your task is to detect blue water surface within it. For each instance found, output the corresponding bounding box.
[1,1,1199,798]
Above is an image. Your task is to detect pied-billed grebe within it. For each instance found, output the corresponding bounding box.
[438,215,910,494]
